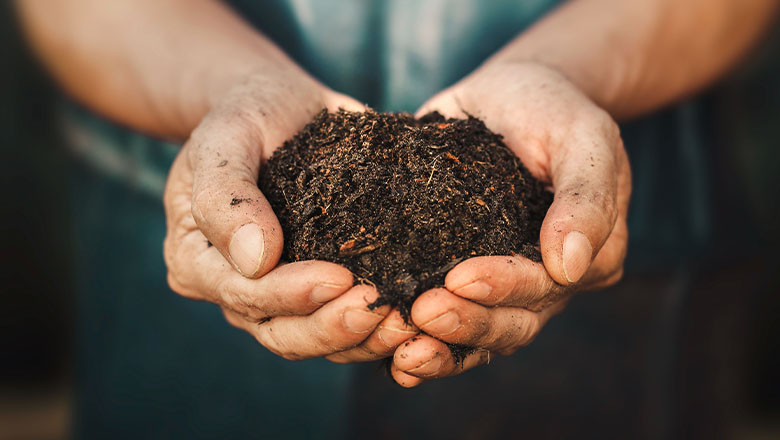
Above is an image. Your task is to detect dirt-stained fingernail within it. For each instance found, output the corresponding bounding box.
[310,283,349,304]
[454,281,491,300]
[343,309,384,333]
[229,223,264,277]
[420,311,461,336]
[562,230,592,283]
[406,354,443,377]
[377,326,418,348]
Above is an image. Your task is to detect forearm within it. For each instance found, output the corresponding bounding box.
[16,0,306,139]
[489,0,779,120]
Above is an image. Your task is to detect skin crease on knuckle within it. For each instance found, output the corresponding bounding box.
[214,276,269,321]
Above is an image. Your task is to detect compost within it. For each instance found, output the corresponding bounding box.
[259,109,552,321]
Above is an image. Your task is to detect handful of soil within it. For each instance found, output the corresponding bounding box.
[260,109,552,320]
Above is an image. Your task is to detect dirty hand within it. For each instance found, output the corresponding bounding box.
[163,71,417,362]
[391,62,631,386]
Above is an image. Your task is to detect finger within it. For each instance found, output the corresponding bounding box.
[581,215,628,289]
[244,285,391,360]
[323,90,367,113]
[164,141,356,318]
[411,288,552,352]
[187,88,367,279]
[187,105,285,279]
[444,255,566,310]
[326,309,418,363]
[540,114,622,286]
[164,147,200,295]
[581,147,631,287]
[393,335,490,380]
[444,144,631,302]
[166,226,353,320]
[414,87,464,119]
[390,362,425,388]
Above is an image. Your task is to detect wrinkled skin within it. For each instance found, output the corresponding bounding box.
[390,62,631,387]
[163,72,418,363]
[162,62,630,385]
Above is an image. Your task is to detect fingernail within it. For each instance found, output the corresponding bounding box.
[310,283,349,304]
[421,311,461,336]
[562,231,593,283]
[407,355,443,377]
[377,326,417,348]
[229,223,265,277]
[342,309,384,334]
[454,281,491,300]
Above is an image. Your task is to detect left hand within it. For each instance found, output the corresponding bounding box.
[391,62,632,387]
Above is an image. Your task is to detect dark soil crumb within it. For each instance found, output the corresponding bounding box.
[260,109,552,323]
[447,343,476,366]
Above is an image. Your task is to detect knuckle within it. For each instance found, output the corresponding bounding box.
[221,309,244,329]
[166,272,198,300]
[165,272,184,294]
[216,278,266,319]
[190,181,218,225]
[215,278,239,307]
[163,238,199,299]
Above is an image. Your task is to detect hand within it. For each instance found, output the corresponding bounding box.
[163,70,417,361]
[391,62,631,386]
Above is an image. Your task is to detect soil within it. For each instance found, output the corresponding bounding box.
[260,108,552,327]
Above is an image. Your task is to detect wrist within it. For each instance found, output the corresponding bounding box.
[483,51,632,119]
[176,56,320,137]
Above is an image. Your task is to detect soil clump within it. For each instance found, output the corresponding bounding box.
[260,109,552,321]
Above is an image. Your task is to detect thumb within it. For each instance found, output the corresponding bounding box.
[187,90,365,279]
[540,123,620,286]
[187,109,283,279]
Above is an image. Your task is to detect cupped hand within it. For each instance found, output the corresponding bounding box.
[392,62,631,387]
[163,71,417,361]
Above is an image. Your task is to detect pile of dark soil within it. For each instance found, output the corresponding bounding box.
[260,109,552,321]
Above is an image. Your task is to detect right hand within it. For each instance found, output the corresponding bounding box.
[163,70,418,361]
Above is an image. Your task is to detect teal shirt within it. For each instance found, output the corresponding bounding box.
[230,0,559,111]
